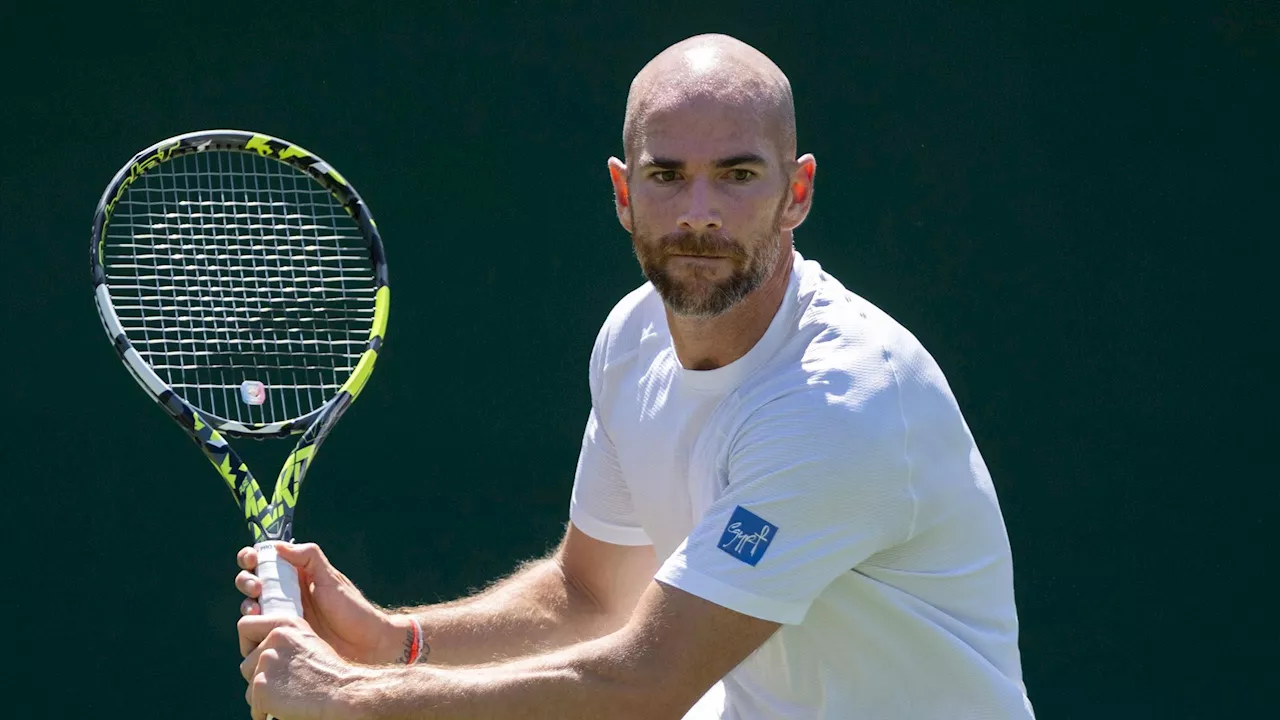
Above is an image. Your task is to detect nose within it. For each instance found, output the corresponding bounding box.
[677,177,722,232]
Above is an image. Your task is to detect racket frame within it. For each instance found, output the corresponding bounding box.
[89,129,390,543]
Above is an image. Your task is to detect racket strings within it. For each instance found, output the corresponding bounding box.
[102,150,376,426]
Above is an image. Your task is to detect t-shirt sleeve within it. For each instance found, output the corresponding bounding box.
[654,385,916,624]
[567,323,652,547]
[568,406,652,546]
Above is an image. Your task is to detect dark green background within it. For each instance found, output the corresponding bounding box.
[2,2,1270,717]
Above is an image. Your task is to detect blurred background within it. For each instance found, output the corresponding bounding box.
[1,1,1271,717]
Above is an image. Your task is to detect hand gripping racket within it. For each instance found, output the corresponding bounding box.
[91,129,389,619]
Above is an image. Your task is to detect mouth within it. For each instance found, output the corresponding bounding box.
[669,254,731,262]
[666,254,735,273]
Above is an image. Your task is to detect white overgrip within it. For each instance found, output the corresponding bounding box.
[254,541,303,618]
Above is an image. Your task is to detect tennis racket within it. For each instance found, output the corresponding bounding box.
[90,129,389,619]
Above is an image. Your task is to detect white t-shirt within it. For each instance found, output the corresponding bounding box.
[570,252,1035,719]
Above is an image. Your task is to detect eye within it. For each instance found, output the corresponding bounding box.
[652,170,679,184]
[726,168,756,183]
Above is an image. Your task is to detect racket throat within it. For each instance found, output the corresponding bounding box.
[254,515,296,543]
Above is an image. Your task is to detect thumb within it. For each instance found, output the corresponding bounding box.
[274,542,336,582]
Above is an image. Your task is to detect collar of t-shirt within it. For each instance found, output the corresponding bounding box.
[671,252,803,394]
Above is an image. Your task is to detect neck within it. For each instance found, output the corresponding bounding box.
[666,247,794,371]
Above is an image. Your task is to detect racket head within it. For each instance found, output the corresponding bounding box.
[90,130,390,439]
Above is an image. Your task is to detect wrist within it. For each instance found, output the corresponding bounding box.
[404,615,430,665]
[378,613,414,665]
[378,613,431,666]
[340,664,445,720]
[332,665,393,720]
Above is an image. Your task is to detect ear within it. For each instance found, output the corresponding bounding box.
[607,157,633,233]
[780,154,816,232]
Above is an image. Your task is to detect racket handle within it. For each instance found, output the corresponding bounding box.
[255,543,301,720]
[254,541,303,618]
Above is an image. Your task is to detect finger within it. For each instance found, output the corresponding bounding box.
[274,542,334,582]
[238,615,294,657]
[249,673,271,720]
[240,646,260,682]
[237,546,258,571]
[240,598,261,617]
[241,639,280,682]
[236,570,262,598]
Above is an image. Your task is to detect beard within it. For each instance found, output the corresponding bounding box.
[631,202,786,319]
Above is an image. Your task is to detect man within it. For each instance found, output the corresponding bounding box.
[236,33,1035,719]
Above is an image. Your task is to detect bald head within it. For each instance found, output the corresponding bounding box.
[623,34,796,166]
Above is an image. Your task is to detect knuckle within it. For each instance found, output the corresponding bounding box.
[237,615,263,636]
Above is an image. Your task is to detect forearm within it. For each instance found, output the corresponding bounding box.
[385,556,621,667]
[343,634,660,720]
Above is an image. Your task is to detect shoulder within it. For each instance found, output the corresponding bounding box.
[733,257,958,462]
[592,281,661,366]
[587,282,662,384]
[788,257,952,415]
[727,364,918,547]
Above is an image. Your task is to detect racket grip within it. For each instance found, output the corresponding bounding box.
[254,541,303,618]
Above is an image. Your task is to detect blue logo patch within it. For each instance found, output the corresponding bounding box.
[718,506,777,566]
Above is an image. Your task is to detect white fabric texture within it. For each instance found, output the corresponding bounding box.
[569,252,1034,719]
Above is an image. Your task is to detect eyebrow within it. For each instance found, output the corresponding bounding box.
[643,153,769,170]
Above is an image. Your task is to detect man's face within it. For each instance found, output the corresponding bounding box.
[625,97,791,318]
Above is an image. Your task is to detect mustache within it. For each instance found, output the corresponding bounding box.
[656,231,746,260]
